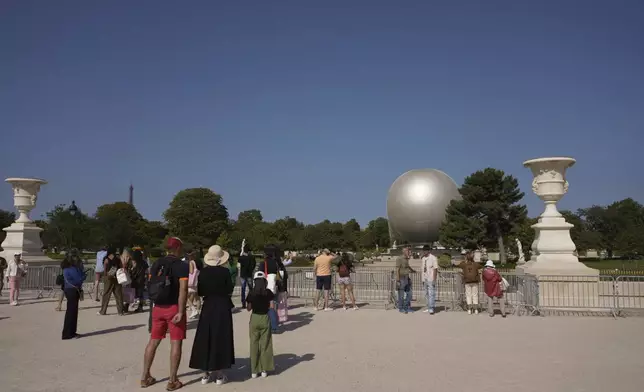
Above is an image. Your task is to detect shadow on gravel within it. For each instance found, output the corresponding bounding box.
[82,323,145,338]
[0,316,9,321]
[180,353,316,384]
[274,312,314,333]
[0,298,57,306]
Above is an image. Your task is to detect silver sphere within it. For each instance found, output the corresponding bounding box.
[386,169,461,244]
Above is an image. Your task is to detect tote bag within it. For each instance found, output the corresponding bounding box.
[277,291,288,323]
[116,268,131,286]
[188,261,199,288]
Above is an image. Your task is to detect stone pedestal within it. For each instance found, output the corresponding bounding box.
[516,158,599,310]
[0,178,55,264]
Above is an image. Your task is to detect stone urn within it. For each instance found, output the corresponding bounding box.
[520,158,596,275]
[1,178,55,265]
[524,157,574,219]
[6,177,47,223]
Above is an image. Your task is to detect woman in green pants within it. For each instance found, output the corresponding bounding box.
[245,271,275,378]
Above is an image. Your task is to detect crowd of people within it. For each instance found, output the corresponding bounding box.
[2,239,509,390]
[397,245,508,317]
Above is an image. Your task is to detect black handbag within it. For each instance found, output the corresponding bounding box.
[55,274,64,286]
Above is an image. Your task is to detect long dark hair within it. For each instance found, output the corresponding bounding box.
[252,277,270,297]
[340,252,354,272]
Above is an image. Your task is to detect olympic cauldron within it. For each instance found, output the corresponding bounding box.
[386,169,461,244]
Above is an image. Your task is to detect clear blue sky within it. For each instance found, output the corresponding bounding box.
[1,0,642,225]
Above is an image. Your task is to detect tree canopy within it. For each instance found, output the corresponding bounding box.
[2,170,640,261]
[439,168,527,263]
[163,188,229,252]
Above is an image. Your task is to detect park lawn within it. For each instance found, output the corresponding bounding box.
[581,259,644,272]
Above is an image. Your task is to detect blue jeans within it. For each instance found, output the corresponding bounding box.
[268,298,279,331]
[424,280,436,311]
[241,277,254,305]
[397,276,412,311]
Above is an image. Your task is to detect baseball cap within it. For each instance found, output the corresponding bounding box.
[254,271,266,280]
[166,237,183,250]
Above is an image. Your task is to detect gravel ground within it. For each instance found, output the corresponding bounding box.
[1,296,644,392]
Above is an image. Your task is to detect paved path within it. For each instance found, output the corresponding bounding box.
[1,297,644,392]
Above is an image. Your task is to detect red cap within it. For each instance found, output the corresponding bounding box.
[166,237,183,250]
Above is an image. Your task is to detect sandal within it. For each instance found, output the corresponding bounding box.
[166,380,183,391]
[140,376,156,388]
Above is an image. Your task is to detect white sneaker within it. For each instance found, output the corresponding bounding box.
[10,301,17,306]
[475,309,479,315]
[343,306,348,311]
[422,309,429,313]
[261,371,268,378]
[251,373,258,379]
[215,375,228,385]
[467,309,472,315]
[352,306,359,310]
[201,373,210,385]
[324,307,333,312]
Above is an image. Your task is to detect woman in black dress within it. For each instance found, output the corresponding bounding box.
[189,245,235,385]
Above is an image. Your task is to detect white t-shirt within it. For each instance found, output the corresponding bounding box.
[421,254,438,282]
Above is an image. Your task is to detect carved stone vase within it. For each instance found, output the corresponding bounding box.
[519,158,596,276]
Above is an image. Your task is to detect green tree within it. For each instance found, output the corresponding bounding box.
[342,218,361,250]
[42,204,96,251]
[135,220,168,249]
[164,188,229,252]
[0,209,16,244]
[360,217,390,249]
[508,216,538,261]
[216,231,232,249]
[439,168,527,263]
[95,202,144,250]
[579,198,644,257]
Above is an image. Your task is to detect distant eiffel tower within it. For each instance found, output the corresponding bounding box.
[129,183,134,205]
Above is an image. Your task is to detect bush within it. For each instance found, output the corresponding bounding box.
[438,253,452,268]
[290,256,313,267]
[148,247,165,258]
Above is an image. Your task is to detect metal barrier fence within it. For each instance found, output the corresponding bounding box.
[6,265,644,317]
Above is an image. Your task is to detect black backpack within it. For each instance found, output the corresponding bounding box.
[148,259,173,303]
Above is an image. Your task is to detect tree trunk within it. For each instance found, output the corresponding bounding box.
[497,234,506,264]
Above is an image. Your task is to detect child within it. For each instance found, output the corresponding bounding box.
[246,271,275,378]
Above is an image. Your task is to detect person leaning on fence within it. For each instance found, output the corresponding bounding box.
[457,251,482,315]
[313,249,335,311]
[396,247,416,314]
[421,245,438,314]
[482,260,506,318]
[337,253,358,310]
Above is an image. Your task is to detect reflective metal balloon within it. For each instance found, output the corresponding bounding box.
[386,169,461,243]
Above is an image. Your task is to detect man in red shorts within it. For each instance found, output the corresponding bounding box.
[140,237,189,391]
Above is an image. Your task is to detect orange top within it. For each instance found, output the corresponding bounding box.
[314,255,334,276]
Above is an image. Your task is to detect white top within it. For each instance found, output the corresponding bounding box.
[421,254,438,282]
[7,260,27,278]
